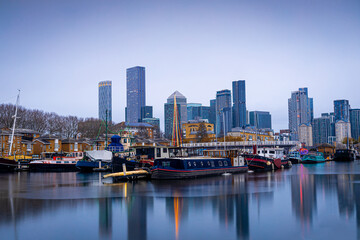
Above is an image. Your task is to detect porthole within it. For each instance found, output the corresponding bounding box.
[224,161,228,166]
[207,161,211,166]
[201,161,204,167]
[218,161,223,166]
[188,162,192,167]
[193,161,197,167]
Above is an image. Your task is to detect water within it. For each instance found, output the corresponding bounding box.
[1,162,360,240]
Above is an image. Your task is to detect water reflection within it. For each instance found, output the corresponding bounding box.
[2,163,360,239]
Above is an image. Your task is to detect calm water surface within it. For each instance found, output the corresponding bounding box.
[1,162,360,240]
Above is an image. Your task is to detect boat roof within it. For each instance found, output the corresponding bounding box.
[157,156,228,161]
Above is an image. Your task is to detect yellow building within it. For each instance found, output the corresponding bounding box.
[182,121,216,143]
[32,135,62,155]
[227,129,274,141]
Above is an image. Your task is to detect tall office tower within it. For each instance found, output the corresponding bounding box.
[209,99,217,130]
[126,66,145,123]
[335,120,351,144]
[249,111,272,130]
[164,91,187,139]
[288,87,313,140]
[187,103,202,121]
[350,109,360,141]
[232,80,246,128]
[334,100,350,122]
[98,80,112,122]
[312,116,331,145]
[141,106,153,121]
[216,89,232,137]
[299,124,313,146]
[321,112,336,144]
[201,106,210,121]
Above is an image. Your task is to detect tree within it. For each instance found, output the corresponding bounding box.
[196,122,208,143]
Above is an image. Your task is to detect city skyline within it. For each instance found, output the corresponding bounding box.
[1,0,360,132]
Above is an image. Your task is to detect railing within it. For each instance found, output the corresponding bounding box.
[181,141,300,148]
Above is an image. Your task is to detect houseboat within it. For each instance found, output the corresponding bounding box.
[28,152,84,172]
[151,149,248,180]
[76,150,113,172]
[287,150,302,164]
[333,149,357,162]
[301,152,326,164]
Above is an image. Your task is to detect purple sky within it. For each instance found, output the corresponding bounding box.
[1,0,359,131]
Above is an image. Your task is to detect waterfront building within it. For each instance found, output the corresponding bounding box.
[142,118,160,129]
[298,124,313,147]
[227,128,274,141]
[249,111,272,130]
[141,106,153,121]
[98,81,112,122]
[164,91,187,139]
[124,122,154,139]
[288,87,313,140]
[350,109,360,141]
[216,90,232,137]
[334,99,350,122]
[182,120,215,143]
[232,80,246,128]
[335,120,351,144]
[312,116,331,146]
[209,99,217,131]
[126,66,145,123]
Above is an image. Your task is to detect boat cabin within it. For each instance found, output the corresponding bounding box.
[257,147,285,159]
[154,157,233,170]
[203,149,245,166]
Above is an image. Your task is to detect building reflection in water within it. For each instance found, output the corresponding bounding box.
[291,165,317,232]
[98,198,112,239]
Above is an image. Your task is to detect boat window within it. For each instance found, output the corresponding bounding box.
[211,161,215,167]
[224,161,228,166]
[157,148,161,158]
[200,161,204,167]
[218,161,223,166]
[188,162,192,167]
[269,151,275,154]
[163,148,167,153]
[56,161,61,163]
[207,161,211,166]
[193,161,197,167]
[162,161,170,167]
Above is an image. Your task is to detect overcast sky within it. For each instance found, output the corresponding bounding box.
[1,0,359,132]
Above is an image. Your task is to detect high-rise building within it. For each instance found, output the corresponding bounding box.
[288,87,313,140]
[350,109,360,141]
[232,80,246,128]
[187,103,202,121]
[126,66,145,123]
[141,106,153,121]
[334,100,350,122]
[299,123,313,147]
[164,91,187,139]
[201,106,210,121]
[249,111,272,130]
[335,120,351,144]
[98,80,112,122]
[216,89,232,137]
[312,116,331,145]
[209,99,216,131]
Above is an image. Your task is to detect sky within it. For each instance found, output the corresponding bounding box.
[1,0,359,132]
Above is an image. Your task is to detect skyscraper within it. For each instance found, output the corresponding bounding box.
[312,116,331,145]
[187,103,202,121]
[141,106,153,120]
[288,87,313,140]
[98,80,112,122]
[249,111,272,130]
[216,89,232,137]
[126,66,145,123]
[350,109,360,141]
[209,99,217,131]
[232,80,246,128]
[334,99,350,122]
[164,91,187,139]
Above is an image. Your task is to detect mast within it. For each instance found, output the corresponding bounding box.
[9,90,20,156]
[105,109,108,148]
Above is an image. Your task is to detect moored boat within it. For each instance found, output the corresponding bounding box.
[301,152,326,164]
[76,150,112,172]
[28,152,84,172]
[333,149,356,162]
[151,156,248,180]
[287,151,302,164]
[0,157,18,172]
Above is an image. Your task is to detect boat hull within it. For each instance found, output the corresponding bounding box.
[245,155,274,172]
[151,166,248,180]
[333,150,356,162]
[0,158,17,172]
[76,160,111,172]
[112,156,152,172]
[28,163,78,172]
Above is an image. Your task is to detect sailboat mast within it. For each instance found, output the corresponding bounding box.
[9,90,20,156]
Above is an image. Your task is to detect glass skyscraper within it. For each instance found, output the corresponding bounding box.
[350,109,360,141]
[126,66,145,123]
[232,80,246,128]
[334,99,350,122]
[98,80,112,122]
[249,111,272,130]
[288,87,313,140]
[216,89,232,137]
[312,116,331,145]
[164,91,187,139]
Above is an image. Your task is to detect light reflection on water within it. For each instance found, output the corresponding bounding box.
[1,162,360,240]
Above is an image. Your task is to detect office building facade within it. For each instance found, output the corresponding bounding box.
[334,100,350,122]
[126,66,145,123]
[249,111,272,130]
[164,91,187,139]
[98,80,112,122]
[232,80,246,128]
[288,87,313,140]
[350,109,360,141]
[312,116,331,145]
[216,89,232,137]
